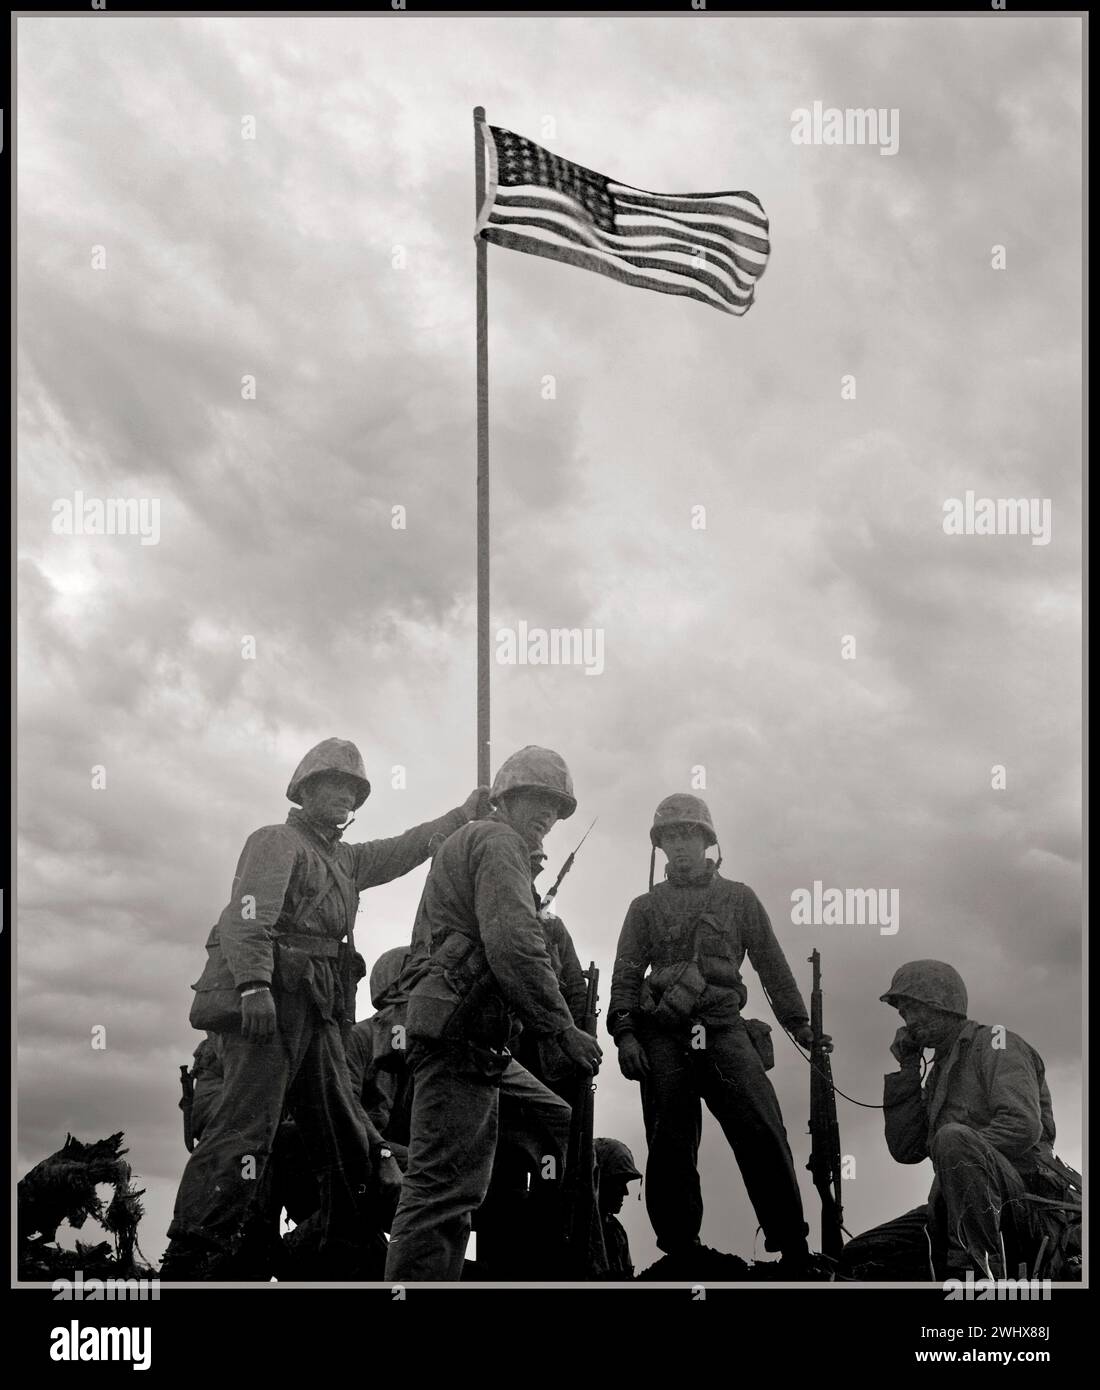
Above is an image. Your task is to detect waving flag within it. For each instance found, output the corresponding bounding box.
[474,123,771,316]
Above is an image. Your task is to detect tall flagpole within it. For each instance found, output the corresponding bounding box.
[474,106,491,787]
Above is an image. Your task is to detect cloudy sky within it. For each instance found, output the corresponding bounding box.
[17,13,1082,1276]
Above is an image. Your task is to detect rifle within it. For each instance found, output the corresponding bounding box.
[561,962,601,1277]
[179,1065,195,1153]
[542,818,598,910]
[806,949,844,1261]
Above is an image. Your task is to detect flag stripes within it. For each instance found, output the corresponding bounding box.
[475,124,771,316]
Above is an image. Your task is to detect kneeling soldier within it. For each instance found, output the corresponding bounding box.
[840,961,1079,1281]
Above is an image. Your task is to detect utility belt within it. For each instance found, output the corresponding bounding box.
[405,931,497,1044]
[274,932,342,959]
[189,931,348,1034]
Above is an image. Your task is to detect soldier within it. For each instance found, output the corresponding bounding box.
[608,793,816,1271]
[385,746,603,1281]
[345,945,414,1174]
[474,850,592,1278]
[595,1138,643,1279]
[160,738,485,1280]
[839,961,1080,1282]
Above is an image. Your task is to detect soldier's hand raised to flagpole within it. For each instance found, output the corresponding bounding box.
[241,989,277,1042]
[462,786,492,820]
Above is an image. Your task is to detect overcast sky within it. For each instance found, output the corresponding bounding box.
[17,13,1082,1276]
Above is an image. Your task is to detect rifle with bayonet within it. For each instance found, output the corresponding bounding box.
[806,948,844,1261]
[541,817,598,911]
[560,961,602,1277]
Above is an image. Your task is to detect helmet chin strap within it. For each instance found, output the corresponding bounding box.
[336,812,356,832]
[649,840,722,889]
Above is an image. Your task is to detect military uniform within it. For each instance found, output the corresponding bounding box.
[609,857,810,1257]
[385,752,582,1283]
[595,1138,642,1279]
[185,1034,321,1277]
[477,891,591,1278]
[513,906,588,1089]
[162,740,469,1279]
[842,1017,1067,1280]
[344,947,414,1169]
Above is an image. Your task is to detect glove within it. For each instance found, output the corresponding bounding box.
[617,1033,649,1081]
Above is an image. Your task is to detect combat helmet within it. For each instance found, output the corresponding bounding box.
[490,746,577,819]
[287,738,371,809]
[369,946,410,1010]
[648,793,721,888]
[649,793,718,848]
[880,960,969,1017]
[594,1137,642,1183]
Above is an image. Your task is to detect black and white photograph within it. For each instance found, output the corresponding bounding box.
[12,1,1086,1364]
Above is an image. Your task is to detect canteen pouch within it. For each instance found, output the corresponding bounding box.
[405,969,465,1042]
[405,933,488,1042]
[744,1017,775,1071]
[188,986,242,1035]
[651,961,708,1026]
[189,936,243,1034]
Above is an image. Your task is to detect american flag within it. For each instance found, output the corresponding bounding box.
[475,124,770,317]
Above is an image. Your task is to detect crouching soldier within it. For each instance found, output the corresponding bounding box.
[839,961,1081,1282]
[160,738,485,1280]
[385,746,603,1281]
[609,794,815,1272]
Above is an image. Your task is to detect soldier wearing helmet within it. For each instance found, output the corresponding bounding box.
[345,945,415,1172]
[839,960,1074,1282]
[161,739,486,1280]
[473,849,594,1279]
[385,747,603,1281]
[608,793,817,1272]
[595,1138,643,1278]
